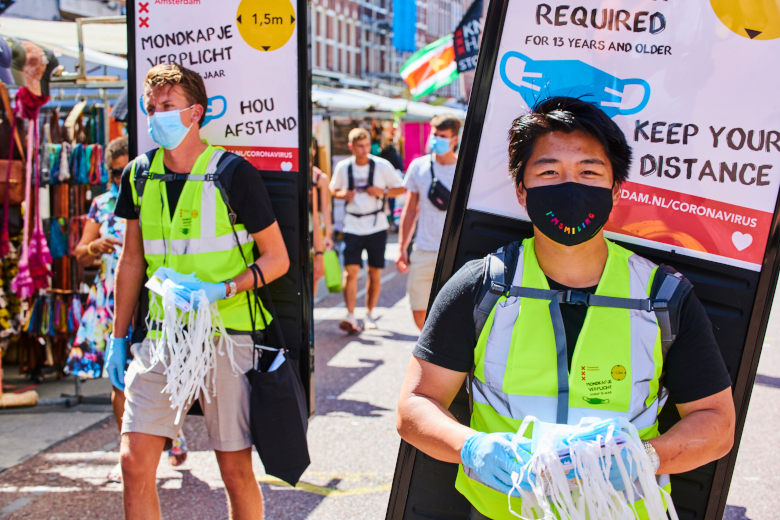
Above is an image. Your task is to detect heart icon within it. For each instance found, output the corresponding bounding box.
[732,231,753,251]
[280,161,293,171]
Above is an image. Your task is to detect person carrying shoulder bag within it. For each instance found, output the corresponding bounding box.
[396,114,461,330]
[109,63,289,520]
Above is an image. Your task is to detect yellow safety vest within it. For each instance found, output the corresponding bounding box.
[130,143,270,337]
[456,237,670,519]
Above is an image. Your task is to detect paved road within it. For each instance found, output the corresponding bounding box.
[0,257,416,520]
[2,254,780,519]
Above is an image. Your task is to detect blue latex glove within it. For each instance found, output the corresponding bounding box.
[461,432,532,494]
[105,335,128,391]
[606,446,640,492]
[175,281,228,305]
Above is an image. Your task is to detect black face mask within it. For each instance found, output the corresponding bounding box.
[524,182,614,246]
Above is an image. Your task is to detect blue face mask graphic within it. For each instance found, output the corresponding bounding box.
[429,136,452,155]
[147,105,194,150]
[499,52,651,117]
[140,95,227,127]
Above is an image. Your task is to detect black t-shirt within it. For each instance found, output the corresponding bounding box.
[413,259,732,404]
[114,153,277,234]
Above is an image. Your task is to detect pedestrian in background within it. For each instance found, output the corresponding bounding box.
[70,135,189,483]
[396,115,460,330]
[330,128,404,333]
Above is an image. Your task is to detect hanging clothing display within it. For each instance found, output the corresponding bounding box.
[11,86,52,299]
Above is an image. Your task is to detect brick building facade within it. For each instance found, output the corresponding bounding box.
[310,0,472,100]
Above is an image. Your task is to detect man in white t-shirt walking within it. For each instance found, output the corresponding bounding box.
[395,114,461,330]
[330,128,404,333]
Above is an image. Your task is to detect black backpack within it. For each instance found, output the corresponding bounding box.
[345,158,385,224]
[131,148,244,221]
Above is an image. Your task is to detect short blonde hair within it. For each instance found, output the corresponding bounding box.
[144,64,208,127]
[348,128,371,144]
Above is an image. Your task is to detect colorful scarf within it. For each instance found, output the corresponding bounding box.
[11,86,52,299]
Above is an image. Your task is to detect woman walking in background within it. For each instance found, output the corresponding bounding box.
[67,136,187,482]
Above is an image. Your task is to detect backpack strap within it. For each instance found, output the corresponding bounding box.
[133,148,159,215]
[211,152,243,224]
[347,161,354,191]
[473,241,521,341]
[368,158,376,186]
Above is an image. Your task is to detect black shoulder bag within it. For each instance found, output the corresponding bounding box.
[214,151,309,486]
[244,263,311,487]
[428,155,451,211]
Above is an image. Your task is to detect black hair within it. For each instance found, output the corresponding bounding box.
[507,96,632,187]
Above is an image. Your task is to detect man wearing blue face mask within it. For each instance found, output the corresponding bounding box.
[396,114,461,330]
[396,97,735,520]
[110,64,290,520]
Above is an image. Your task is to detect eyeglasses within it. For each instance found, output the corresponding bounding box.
[111,168,124,177]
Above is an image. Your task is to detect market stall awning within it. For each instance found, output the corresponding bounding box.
[312,86,467,120]
[0,17,128,68]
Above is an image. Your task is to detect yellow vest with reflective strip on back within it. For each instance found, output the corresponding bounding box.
[129,143,270,336]
[456,237,670,520]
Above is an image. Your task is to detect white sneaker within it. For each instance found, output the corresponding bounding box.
[363,314,378,330]
[339,314,361,334]
[107,461,122,483]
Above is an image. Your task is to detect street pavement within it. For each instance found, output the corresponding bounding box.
[1,242,780,519]
[0,245,417,520]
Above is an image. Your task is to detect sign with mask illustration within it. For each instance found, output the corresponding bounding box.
[467,1,780,271]
[129,0,300,172]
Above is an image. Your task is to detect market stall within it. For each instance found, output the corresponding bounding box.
[0,17,126,404]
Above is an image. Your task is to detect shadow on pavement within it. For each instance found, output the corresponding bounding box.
[316,358,389,417]
[262,479,336,520]
[723,505,751,520]
[754,374,780,389]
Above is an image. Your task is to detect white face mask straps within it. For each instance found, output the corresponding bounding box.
[506,417,679,520]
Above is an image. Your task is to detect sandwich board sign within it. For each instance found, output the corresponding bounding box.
[387,1,780,518]
[125,0,314,411]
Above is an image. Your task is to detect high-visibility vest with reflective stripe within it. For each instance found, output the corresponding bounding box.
[130,144,269,336]
[455,237,670,519]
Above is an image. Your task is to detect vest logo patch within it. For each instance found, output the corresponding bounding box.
[179,208,198,235]
[582,396,611,405]
[611,365,627,381]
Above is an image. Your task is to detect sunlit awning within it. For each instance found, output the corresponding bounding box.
[312,86,467,120]
[0,17,128,69]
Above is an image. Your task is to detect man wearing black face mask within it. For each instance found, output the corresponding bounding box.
[396,97,735,520]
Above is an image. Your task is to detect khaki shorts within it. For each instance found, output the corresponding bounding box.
[407,248,439,311]
[121,334,255,452]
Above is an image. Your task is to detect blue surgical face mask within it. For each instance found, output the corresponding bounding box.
[147,105,195,150]
[429,135,451,156]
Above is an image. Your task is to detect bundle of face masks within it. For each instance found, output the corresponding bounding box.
[140,267,241,425]
[508,417,678,520]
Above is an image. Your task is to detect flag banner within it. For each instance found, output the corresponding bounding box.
[400,35,458,100]
[393,0,417,53]
[453,0,482,73]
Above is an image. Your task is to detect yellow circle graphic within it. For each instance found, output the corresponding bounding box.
[611,365,627,381]
[236,0,296,52]
[710,0,780,40]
